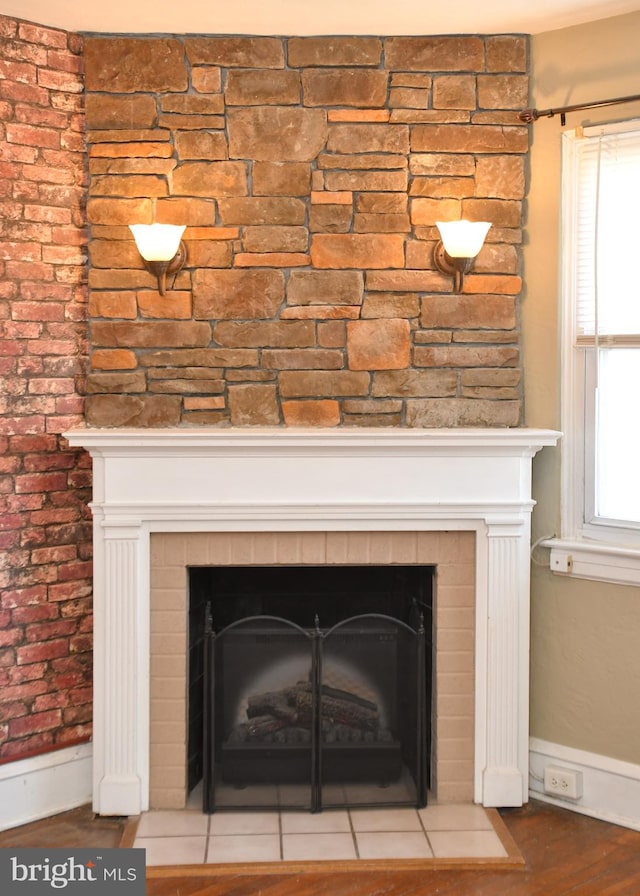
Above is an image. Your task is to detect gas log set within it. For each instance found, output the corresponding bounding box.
[230,681,390,746]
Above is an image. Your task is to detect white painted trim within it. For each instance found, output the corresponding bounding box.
[529,737,640,831]
[0,743,92,832]
[64,426,560,815]
[544,537,640,587]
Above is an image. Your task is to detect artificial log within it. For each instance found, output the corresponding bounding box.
[239,680,380,743]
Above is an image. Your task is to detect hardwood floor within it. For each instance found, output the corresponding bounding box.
[1,800,639,895]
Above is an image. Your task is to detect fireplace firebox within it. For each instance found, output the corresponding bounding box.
[190,565,433,812]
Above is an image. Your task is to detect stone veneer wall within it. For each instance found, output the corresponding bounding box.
[149,531,476,808]
[84,35,528,427]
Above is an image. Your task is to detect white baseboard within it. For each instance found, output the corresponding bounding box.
[0,742,92,832]
[530,737,640,831]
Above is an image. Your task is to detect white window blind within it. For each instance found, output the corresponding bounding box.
[573,123,640,344]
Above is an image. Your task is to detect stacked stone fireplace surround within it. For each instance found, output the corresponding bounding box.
[83,33,528,429]
[67,32,559,818]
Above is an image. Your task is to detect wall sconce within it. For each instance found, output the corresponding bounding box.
[433,220,491,293]
[129,224,187,296]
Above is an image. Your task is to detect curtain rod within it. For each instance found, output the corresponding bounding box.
[518,93,640,126]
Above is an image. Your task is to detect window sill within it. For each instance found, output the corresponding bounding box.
[541,537,640,587]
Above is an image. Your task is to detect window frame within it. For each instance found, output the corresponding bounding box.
[546,120,640,586]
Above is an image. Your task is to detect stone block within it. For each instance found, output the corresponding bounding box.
[327,123,409,154]
[228,384,280,425]
[405,398,520,427]
[354,213,411,233]
[185,37,284,69]
[347,318,410,370]
[282,399,341,426]
[287,270,364,305]
[84,38,187,93]
[86,371,146,393]
[477,74,529,110]
[287,37,382,67]
[385,37,484,72]
[318,152,405,170]
[311,234,405,269]
[309,204,352,233]
[432,76,477,110]
[410,153,475,176]
[302,69,388,107]
[279,370,370,398]
[85,95,157,129]
[475,156,525,199]
[90,349,137,370]
[253,162,311,196]
[414,345,519,368]
[228,107,327,161]
[217,197,306,226]
[421,295,516,330]
[486,36,528,73]
[372,369,457,397]
[226,69,301,105]
[91,320,211,348]
[243,226,309,253]
[411,124,529,154]
[85,393,182,427]
[175,131,228,161]
[236,252,310,267]
[193,269,284,320]
[191,67,222,93]
[262,349,343,369]
[323,170,408,192]
[171,161,248,197]
[213,321,314,348]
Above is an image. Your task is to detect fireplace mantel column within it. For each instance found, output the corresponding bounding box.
[480,517,532,806]
[93,509,149,816]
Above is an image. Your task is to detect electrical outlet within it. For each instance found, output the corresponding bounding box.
[550,551,573,573]
[544,765,583,800]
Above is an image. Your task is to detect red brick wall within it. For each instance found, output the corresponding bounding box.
[0,15,92,760]
[84,35,528,428]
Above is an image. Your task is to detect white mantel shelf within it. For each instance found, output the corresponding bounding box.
[65,426,560,817]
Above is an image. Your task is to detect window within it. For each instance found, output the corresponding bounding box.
[552,119,640,584]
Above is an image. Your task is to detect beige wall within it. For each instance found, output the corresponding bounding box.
[525,11,640,764]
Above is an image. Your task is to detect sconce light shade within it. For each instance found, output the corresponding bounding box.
[129,224,187,295]
[434,220,491,293]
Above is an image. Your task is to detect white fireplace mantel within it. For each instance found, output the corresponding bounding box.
[65,426,560,817]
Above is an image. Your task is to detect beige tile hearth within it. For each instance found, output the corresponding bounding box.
[131,799,523,871]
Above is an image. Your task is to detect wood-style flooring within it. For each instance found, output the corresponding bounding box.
[1,799,639,895]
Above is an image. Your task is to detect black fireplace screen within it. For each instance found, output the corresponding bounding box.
[203,611,428,813]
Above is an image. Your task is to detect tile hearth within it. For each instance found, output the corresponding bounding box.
[132,795,512,867]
